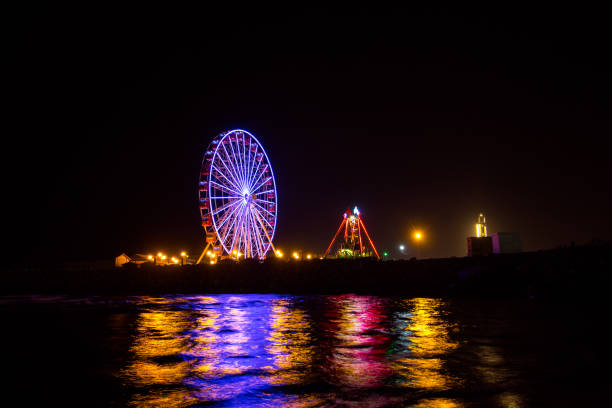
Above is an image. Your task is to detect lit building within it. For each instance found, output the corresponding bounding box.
[467,213,523,256]
[467,213,492,256]
[115,253,153,267]
[476,213,487,237]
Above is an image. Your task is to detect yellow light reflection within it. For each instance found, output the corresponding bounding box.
[412,398,465,408]
[393,298,459,391]
[266,299,314,386]
[122,297,221,407]
[123,308,191,387]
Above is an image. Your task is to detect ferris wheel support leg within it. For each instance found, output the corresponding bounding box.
[196,242,212,265]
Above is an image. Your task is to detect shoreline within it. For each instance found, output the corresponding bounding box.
[3,244,610,299]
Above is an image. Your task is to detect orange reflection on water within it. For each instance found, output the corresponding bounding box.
[266,299,314,386]
[124,309,191,386]
[411,397,465,408]
[122,297,196,408]
[118,295,466,407]
[393,298,459,391]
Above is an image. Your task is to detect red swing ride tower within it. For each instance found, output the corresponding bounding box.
[323,206,380,259]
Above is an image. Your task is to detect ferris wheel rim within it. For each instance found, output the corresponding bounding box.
[202,129,277,258]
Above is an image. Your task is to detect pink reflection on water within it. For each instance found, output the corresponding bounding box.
[321,294,393,388]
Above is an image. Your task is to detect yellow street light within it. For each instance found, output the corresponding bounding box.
[157,252,163,257]
[306,254,312,260]
[276,250,283,258]
[292,251,299,260]
[180,251,187,257]
[147,255,153,260]
[161,255,167,260]
[411,229,425,258]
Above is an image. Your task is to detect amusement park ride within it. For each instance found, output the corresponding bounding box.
[196,129,278,263]
[324,207,380,259]
[195,129,380,263]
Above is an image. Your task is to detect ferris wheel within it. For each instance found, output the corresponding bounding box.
[198,129,277,260]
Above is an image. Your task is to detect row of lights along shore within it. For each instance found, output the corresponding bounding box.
[275,250,315,260]
[144,231,424,266]
[229,249,317,261]
[146,251,189,265]
[145,249,319,265]
[144,229,423,266]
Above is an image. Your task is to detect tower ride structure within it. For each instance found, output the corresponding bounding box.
[196,129,278,263]
[324,206,380,259]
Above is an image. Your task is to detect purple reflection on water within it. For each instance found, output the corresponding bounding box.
[121,294,460,407]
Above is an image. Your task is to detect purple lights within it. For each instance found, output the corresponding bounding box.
[199,130,277,259]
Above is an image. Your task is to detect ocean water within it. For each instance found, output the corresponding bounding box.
[2,294,605,407]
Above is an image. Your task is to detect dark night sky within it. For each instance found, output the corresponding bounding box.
[6,5,612,263]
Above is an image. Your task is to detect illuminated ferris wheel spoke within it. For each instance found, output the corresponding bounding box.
[253,210,268,255]
[219,144,243,188]
[238,209,249,256]
[210,165,240,191]
[252,206,266,252]
[248,170,264,193]
[242,136,250,186]
[212,159,242,192]
[234,214,243,254]
[228,206,247,253]
[210,196,242,201]
[251,176,272,195]
[252,209,274,251]
[209,180,241,196]
[247,154,264,189]
[216,201,244,235]
[228,219,240,253]
[248,142,259,188]
[247,211,255,258]
[218,202,244,235]
[249,209,264,258]
[211,198,242,216]
[246,144,258,186]
[235,135,248,187]
[211,171,240,194]
[254,190,275,196]
[252,201,275,219]
[227,138,244,186]
[248,156,266,187]
[255,198,276,205]
[252,206,275,232]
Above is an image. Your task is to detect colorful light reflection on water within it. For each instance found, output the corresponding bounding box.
[120,295,468,407]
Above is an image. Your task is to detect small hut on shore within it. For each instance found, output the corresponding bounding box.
[114,253,151,267]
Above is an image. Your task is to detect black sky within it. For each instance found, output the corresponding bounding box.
[6,4,612,263]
